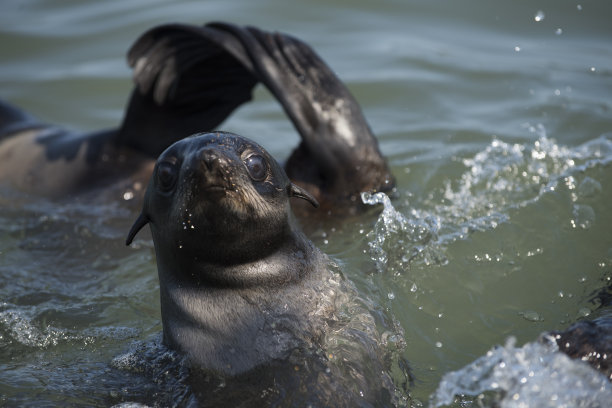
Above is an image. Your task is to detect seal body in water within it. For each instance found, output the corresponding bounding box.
[125,131,408,406]
[0,21,393,214]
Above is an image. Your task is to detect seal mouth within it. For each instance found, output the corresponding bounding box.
[200,181,233,199]
[202,185,227,192]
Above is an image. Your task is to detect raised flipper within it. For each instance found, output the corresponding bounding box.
[118,24,257,158]
[122,22,395,212]
[207,23,395,210]
[2,25,259,166]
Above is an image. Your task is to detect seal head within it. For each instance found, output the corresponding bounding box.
[126,131,317,270]
[126,132,324,374]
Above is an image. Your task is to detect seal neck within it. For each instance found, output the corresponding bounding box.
[155,227,318,290]
[156,237,327,375]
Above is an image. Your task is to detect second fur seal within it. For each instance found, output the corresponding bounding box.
[0,21,394,215]
[125,131,407,406]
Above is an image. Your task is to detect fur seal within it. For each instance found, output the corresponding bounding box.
[0,22,394,214]
[125,131,407,405]
[126,131,323,374]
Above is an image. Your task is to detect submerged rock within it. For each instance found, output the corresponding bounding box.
[548,317,612,381]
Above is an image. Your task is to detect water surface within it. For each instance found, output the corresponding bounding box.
[1,0,611,406]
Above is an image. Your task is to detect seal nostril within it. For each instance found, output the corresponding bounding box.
[201,148,218,170]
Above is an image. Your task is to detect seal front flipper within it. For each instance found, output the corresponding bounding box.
[118,24,258,158]
[205,22,396,213]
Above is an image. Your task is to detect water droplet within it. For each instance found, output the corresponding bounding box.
[572,204,595,229]
[519,310,544,322]
[514,46,521,52]
[555,28,563,35]
[534,10,545,22]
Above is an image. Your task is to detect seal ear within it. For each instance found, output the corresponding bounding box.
[288,183,319,208]
[126,213,150,246]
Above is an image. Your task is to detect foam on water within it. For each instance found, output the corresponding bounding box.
[0,307,78,348]
[363,132,612,275]
[430,336,612,408]
[0,305,139,349]
[361,191,446,274]
[436,130,607,236]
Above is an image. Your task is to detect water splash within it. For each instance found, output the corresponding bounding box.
[432,131,612,239]
[440,136,568,227]
[0,305,138,349]
[362,132,612,278]
[430,336,612,408]
[0,308,73,348]
[361,192,446,274]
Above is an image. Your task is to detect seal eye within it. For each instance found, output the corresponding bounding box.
[245,154,268,181]
[156,161,178,192]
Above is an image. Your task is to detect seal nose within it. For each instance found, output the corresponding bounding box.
[200,148,220,170]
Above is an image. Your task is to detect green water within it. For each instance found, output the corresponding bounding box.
[1,0,611,406]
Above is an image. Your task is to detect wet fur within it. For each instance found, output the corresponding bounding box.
[127,132,408,405]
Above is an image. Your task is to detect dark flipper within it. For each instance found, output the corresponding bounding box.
[207,23,395,205]
[0,99,45,141]
[118,24,257,158]
[120,22,394,211]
